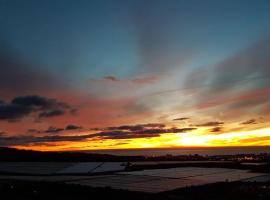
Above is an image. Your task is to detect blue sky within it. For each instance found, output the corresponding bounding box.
[1,0,270,82]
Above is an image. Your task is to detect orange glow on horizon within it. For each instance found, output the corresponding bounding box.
[13,127,270,152]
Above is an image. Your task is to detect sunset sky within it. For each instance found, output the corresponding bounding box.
[1,0,270,151]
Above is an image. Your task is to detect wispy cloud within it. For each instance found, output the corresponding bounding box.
[185,36,270,117]
[240,119,256,125]
[195,121,224,127]
[173,117,190,121]
[92,75,160,86]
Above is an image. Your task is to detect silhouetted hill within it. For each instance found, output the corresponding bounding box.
[0,147,208,162]
[0,147,144,162]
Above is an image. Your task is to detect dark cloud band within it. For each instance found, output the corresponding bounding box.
[0,95,75,121]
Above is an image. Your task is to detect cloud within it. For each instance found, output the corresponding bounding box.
[65,124,82,130]
[106,123,165,131]
[196,87,270,111]
[90,130,159,140]
[210,127,222,133]
[173,117,190,121]
[240,119,256,125]
[98,75,160,85]
[12,96,71,110]
[107,125,143,131]
[169,128,196,133]
[0,101,32,120]
[90,124,196,140]
[88,75,161,100]
[103,76,118,81]
[184,36,270,116]
[0,125,196,146]
[196,121,224,127]
[45,126,64,133]
[140,123,166,128]
[27,124,82,134]
[86,127,196,140]
[210,37,270,92]
[0,95,75,121]
[0,134,90,146]
[38,109,65,118]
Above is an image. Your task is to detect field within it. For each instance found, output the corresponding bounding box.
[0,162,268,193]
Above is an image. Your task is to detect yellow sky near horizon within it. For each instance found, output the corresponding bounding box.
[13,125,270,152]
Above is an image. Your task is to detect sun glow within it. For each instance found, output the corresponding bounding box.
[14,127,270,151]
[178,128,270,147]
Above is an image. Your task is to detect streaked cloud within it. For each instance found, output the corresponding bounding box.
[240,119,256,125]
[173,117,190,121]
[195,122,224,127]
[0,125,196,146]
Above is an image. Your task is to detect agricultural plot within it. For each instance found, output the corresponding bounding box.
[132,161,231,166]
[69,167,264,193]
[56,162,101,174]
[0,162,126,175]
[57,162,126,174]
[68,174,208,193]
[120,167,235,178]
[92,162,126,173]
[0,163,267,193]
[243,174,270,182]
[0,162,74,175]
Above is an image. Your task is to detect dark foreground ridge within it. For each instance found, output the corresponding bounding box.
[0,179,270,200]
[0,147,139,162]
